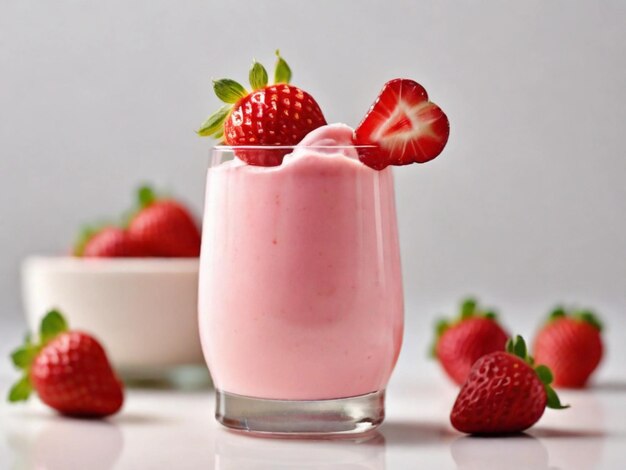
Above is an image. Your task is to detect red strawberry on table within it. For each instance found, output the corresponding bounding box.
[355,78,450,170]
[127,186,201,257]
[432,298,509,386]
[197,50,327,166]
[74,226,147,258]
[451,335,568,435]
[8,310,124,418]
[533,307,604,388]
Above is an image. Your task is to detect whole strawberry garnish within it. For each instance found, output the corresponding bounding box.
[451,335,568,435]
[127,186,201,257]
[197,50,327,166]
[432,298,509,385]
[355,78,450,170]
[533,307,603,388]
[8,310,123,418]
[74,226,147,258]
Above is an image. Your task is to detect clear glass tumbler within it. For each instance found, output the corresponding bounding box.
[199,146,404,437]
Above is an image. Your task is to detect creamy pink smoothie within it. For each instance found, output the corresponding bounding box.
[199,124,404,400]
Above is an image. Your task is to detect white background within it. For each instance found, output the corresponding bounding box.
[1,1,625,375]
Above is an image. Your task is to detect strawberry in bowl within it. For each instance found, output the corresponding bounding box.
[126,186,201,258]
[74,226,148,258]
[74,185,201,259]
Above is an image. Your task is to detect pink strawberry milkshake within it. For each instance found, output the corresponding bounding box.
[199,124,404,400]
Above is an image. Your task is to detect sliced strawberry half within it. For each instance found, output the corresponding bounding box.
[355,78,450,169]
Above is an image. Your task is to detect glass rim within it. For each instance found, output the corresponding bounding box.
[213,144,378,151]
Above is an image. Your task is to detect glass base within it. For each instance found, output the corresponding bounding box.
[215,389,385,438]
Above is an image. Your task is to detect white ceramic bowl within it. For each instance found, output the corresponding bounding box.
[21,257,204,373]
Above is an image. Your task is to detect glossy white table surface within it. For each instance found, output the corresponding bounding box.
[1,322,624,470]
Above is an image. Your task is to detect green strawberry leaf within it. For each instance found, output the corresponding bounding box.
[138,185,157,208]
[73,224,100,257]
[10,344,38,370]
[120,184,159,228]
[435,318,449,337]
[431,297,503,362]
[249,61,269,91]
[483,310,497,320]
[504,335,568,411]
[513,335,527,359]
[213,79,247,104]
[549,307,566,321]
[506,335,529,361]
[575,310,603,332]
[547,306,603,332]
[546,385,570,410]
[8,375,32,402]
[535,364,553,385]
[40,310,68,344]
[460,298,477,319]
[274,50,292,84]
[429,318,450,358]
[197,105,231,138]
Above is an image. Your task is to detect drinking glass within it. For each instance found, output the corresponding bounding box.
[199,146,404,437]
